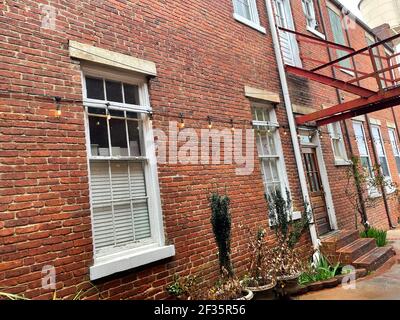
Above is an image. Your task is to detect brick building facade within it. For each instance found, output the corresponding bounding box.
[0,0,399,299]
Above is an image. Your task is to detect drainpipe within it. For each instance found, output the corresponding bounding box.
[265,0,319,250]
[315,0,369,228]
[364,114,395,228]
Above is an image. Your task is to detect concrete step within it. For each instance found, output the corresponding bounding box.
[354,246,396,272]
[321,230,360,255]
[337,238,377,265]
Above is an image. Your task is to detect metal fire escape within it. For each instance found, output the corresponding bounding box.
[278,26,400,127]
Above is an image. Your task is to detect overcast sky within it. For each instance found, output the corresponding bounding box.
[337,0,364,20]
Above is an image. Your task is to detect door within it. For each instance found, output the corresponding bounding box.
[273,0,301,66]
[302,147,331,236]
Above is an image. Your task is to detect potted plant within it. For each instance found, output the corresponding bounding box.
[205,190,253,300]
[266,189,311,299]
[166,274,199,300]
[195,268,252,300]
[241,227,276,299]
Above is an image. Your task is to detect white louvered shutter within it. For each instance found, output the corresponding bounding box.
[90,161,115,249]
[90,160,152,253]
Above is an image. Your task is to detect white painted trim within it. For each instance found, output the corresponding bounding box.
[81,66,174,277]
[233,13,266,34]
[314,135,338,231]
[387,121,396,129]
[90,244,175,280]
[334,159,352,166]
[306,26,326,40]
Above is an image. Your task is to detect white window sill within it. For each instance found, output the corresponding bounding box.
[306,26,326,40]
[269,211,302,227]
[340,69,355,77]
[334,159,351,166]
[90,244,175,280]
[233,13,266,34]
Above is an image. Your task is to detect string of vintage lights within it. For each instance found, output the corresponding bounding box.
[0,89,396,143]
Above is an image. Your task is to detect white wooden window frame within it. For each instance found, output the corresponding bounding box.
[232,0,266,33]
[301,0,326,39]
[274,0,302,67]
[81,65,174,280]
[353,121,380,197]
[327,122,349,165]
[371,125,395,194]
[388,127,400,176]
[251,102,300,222]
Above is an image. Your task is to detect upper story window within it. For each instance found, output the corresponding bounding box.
[327,7,352,70]
[232,0,266,33]
[252,103,287,196]
[371,125,390,179]
[301,0,325,39]
[352,121,382,197]
[366,34,386,89]
[388,128,400,175]
[327,122,348,164]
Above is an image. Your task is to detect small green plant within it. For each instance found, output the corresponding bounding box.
[298,253,340,286]
[210,190,233,277]
[267,189,311,248]
[360,227,388,247]
[166,274,198,299]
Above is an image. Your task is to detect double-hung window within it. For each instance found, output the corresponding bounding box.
[353,121,378,196]
[388,128,400,175]
[302,0,317,29]
[366,35,386,89]
[232,0,265,33]
[371,125,394,194]
[327,122,348,164]
[82,66,173,280]
[328,7,352,70]
[252,103,287,196]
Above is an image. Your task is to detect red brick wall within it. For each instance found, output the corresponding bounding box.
[0,0,314,300]
[1,0,399,300]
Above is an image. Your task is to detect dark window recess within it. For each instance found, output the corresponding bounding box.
[128,121,141,156]
[89,116,109,156]
[106,80,123,103]
[110,118,128,151]
[86,77,105,100]
[124,84,140,105]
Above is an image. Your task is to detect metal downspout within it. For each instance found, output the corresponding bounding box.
[265,0,319,250]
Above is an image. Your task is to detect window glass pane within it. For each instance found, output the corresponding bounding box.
[88,107,106,115]
[328,9,351,69]
[127,111,138,119]
[109,109,124,117]
[86,77,105,100]
[395,157,400,173]
[89,116,109,156]
[380,157,390,177]
[109,118,128,156]
[234,0,251,20]
[124,84,140,105]
[105,80,123,103]
[353,122,368,156]
[333,139,341,158]
[127,120,142,156]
